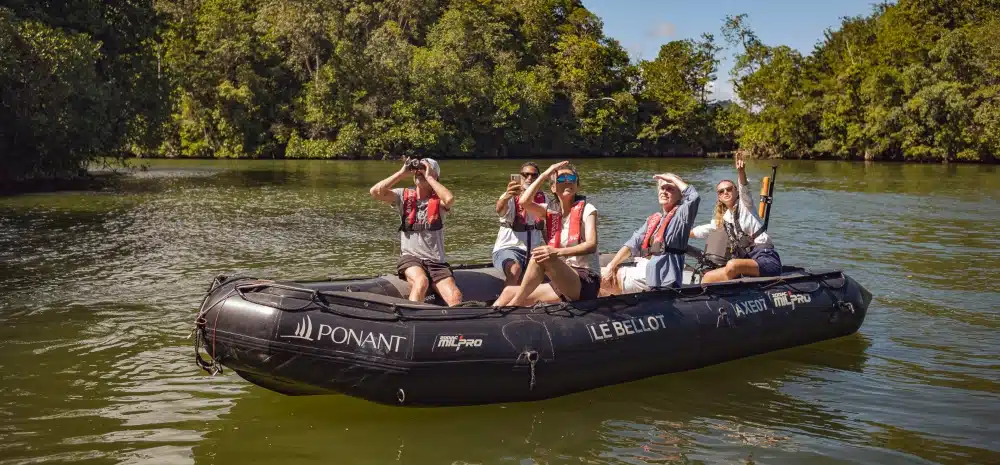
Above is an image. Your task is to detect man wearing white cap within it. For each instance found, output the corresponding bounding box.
[369,157,463,306]
[601,173,700,294]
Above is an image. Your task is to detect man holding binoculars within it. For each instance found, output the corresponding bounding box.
[369,157,463,306]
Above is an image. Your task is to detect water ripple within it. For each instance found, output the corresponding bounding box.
[1,159,998,465]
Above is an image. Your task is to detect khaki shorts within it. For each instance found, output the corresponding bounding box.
[619,257,650,293]
[601,258,650,294]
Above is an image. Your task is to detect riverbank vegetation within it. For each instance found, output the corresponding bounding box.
[2,0,997,183]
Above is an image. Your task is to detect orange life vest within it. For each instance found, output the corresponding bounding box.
[399,188,442,232]
[545,197,587,248]
[640,207,677,257]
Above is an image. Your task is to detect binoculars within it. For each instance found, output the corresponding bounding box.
[405,158,425,171]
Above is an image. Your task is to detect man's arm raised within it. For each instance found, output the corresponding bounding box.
[422,160,455,209]
[369,159,411,204]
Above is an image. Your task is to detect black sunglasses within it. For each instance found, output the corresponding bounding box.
[520,171,539,178]
[717,186,735,194]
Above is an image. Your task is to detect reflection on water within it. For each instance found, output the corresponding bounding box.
[1,159,998,464]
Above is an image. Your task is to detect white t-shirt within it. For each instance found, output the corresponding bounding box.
[548,200,600,271]
[691,178,772,247]
[492,198,545,253]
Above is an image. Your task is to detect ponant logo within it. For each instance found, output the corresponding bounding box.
[282,315,315,341]
[278,317,408,353]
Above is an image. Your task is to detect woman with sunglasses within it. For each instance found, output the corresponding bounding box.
[492,162,546,286]
[492,161,600,306]
[690,151,781,283]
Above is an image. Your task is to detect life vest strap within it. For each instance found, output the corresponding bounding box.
[640,207,677,257]
[546,197,586,248]
[512,193,546,232]
[400,188,442,232]
[501,221,544,232]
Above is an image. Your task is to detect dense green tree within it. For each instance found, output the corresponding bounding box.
[5,0,999,185]
[1,1,167,183]
[726,0,999,161]
[637,34,721,153]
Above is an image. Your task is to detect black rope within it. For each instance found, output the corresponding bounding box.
[191,278,259,374]
[226,270,847,323]
[192,290,233,375]
[518,350,539,390]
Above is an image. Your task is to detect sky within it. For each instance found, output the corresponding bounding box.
[582,0,885,100]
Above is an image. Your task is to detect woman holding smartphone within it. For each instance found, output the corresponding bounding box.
[492,161,600,306]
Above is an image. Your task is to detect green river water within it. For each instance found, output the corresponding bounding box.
[1,158,998,464]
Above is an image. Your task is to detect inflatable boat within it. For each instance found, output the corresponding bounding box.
[193,253,871,407]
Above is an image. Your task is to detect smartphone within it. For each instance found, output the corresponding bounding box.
[510,173,520,182]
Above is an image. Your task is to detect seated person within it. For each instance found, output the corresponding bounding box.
[368,157,463,306]
[691,151,781,283]
[492,161,600,306]
[492,162,546,286]
[601,173,699,295]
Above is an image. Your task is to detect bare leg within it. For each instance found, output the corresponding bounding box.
[599,266,626,296]
[700,268,727,284]
[514,283,562,306]
[539,257,583,301]
[506,258,546,306]
[503,261,523,287]
[492,285,519,307]
[432,277,463,307]
[403,266,429,302]
[701,259,760,283]
[724,259,760,279]
[494,281,564,307]
[511,257,581,305]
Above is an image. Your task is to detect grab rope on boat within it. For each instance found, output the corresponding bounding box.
[227,269,845,324]
[809,274,856,323]
[192,280,242,376]
[716,306,733,328]
[517,350,539,390]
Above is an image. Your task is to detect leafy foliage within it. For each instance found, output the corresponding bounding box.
[1,1,167,182]
[725,0,1000,161]
[4,0,998,184]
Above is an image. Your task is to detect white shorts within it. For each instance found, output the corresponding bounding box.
[607,257,649,294]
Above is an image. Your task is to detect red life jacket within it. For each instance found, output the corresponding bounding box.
[640,207,677,257]
[545,197,587,248]
[511,192,546,232]
[399,188,442,232]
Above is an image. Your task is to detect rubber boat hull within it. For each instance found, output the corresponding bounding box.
[194,262,871,406]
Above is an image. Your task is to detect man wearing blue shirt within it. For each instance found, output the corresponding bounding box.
[601,173,700,294]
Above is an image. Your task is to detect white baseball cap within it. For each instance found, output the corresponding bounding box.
[423,158,441,178]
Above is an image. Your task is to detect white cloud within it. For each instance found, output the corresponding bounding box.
[645,21,676,39]
[709,79,736,102]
